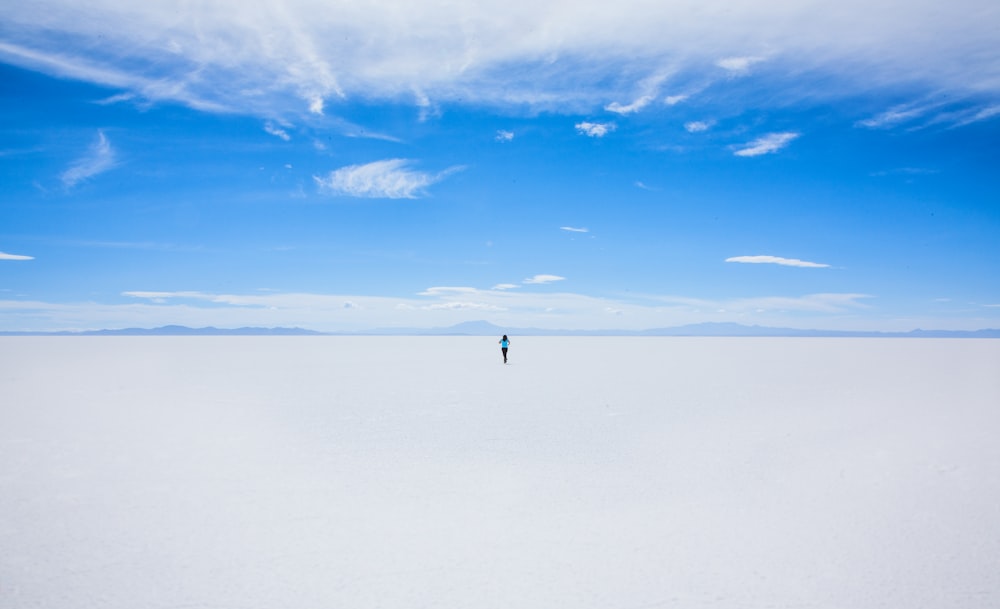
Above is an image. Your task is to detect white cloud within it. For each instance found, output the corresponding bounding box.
[716,56,764,74]
[606,71,670,115]
[560,226,589,233]
[264,122,291,141]
[953,104,1000,127]
[425,302,506,311]
[60,130,117,187]
[576,122,616,137]
[726,255,830,268]
[495,130,514,142]
[606,95,655,115]
[492,283,519,291]
[124,291,230,304]
[0,40,232,113]
[733,132,800,157]
[314,159,461,199]
[684,120,714,133]
[94,92,137,105]
[855,100,999,130]
[1,2,997,117]
[419,287,479,297]
[856,103,932,129]
[0,251,34,261]
[664,94,689,106]
[523,274,566,285]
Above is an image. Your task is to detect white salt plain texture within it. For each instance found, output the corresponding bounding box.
[1,336,999,609]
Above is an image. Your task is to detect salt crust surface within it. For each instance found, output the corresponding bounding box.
[2,337,999,608]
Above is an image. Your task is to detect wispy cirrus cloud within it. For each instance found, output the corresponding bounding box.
[606,71,671,115]
[560,226,589,233]
[495,130,514,142]
[418,287,480,297]
[575,122,616,138]
[264,122,291,141]
[1,1,997,119]
[0,41,232,113]
[60,130,117,187]
[523,274,566,285]
[684,120,714,133]
[951,104,1000,127]
[0,251,34,261]
[855,99,1000,130]
[425,301,506,311]
[726,255,830,268]
[733,132,800,157]
[314,159,463,199]
[606,96,655,115]
[716,55,764,74]
[855,103,934,129]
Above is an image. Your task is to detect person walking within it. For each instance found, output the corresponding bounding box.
[499,335,510,364]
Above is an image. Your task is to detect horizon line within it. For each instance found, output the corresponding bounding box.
[2,321,998,338]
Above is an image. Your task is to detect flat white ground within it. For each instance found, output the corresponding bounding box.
[1,337,999,609]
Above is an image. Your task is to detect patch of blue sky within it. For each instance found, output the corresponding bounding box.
[1,1,998,331]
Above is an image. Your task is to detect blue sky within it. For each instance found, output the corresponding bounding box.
[1,0,998,332]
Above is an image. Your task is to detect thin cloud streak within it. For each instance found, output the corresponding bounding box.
[733,132,800,157]
[2,1,998,116]
[856,103,935,129]
[60,130,117,187]
[314,159,462,199]
[0,251,34,261]
[0,41,232,113]
[605,96,654,115]
[727,255,830,268]
[264,122,291,141]
[523,274,566,285]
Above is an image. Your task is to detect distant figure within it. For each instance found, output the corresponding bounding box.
[499,335,510,364]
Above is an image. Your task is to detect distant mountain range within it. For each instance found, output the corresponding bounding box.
[361,320,1000,338]
[3,321,999,338]
[0,325,325,336]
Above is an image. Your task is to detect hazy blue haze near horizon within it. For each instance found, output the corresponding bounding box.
[1,1,998,333]
[2,320,999,337]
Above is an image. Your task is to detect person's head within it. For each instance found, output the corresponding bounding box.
[502,335,508,340]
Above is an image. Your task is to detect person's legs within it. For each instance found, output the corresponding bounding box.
[502,347,508,362]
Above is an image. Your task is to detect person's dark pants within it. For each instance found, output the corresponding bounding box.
[502,347,508,362]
